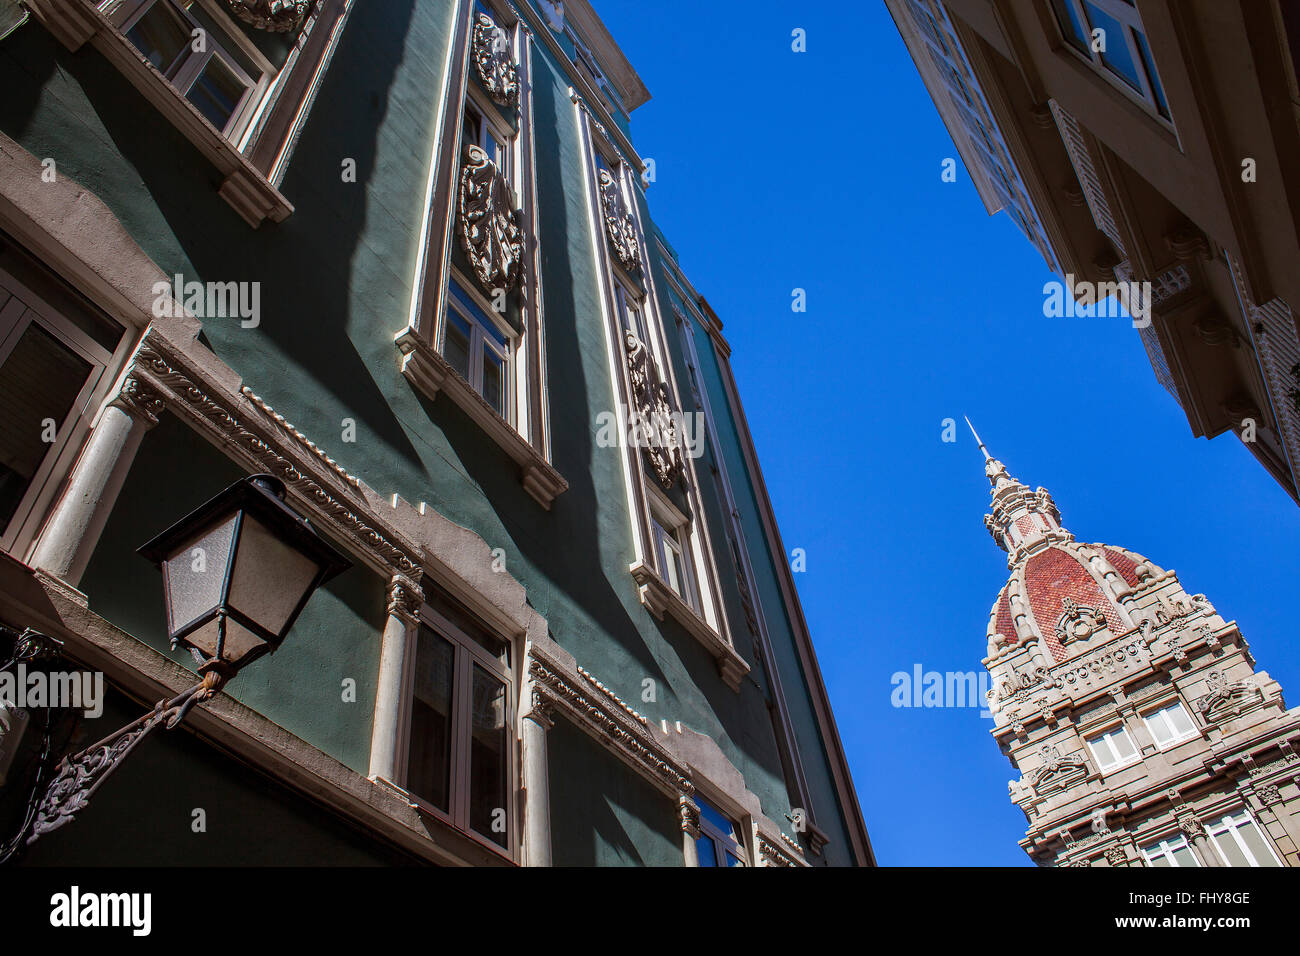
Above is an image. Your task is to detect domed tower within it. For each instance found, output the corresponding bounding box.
[970,422,1300,867]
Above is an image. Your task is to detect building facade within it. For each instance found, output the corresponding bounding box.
[974,430,1300,867]
[0,0,871,866]
[889,0,1300,503]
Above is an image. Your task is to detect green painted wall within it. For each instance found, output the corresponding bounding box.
[0,0,861,864]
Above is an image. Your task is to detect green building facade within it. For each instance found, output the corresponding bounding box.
[0,0,871,867]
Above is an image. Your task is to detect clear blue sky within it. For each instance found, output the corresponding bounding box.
[594,1,1300,865]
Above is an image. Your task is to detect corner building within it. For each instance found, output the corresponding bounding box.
[975,434,1300,866]
[0,0,871,866]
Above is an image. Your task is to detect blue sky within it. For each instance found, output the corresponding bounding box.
[594,1,1300,865]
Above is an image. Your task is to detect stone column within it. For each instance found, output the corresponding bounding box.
[1178,810,1224,866]
[31,375,166,585]
[521,686,553,867]
[367,574,423,783]
[679,794,701,866]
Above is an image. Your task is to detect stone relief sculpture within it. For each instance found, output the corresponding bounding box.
[458,144,524,294]
[471,12,519,108]
[227,0,312,32]
[624,330,682,489]
[598,169,640,273]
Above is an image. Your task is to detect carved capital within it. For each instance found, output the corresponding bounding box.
[472,12,519,108]
[226,0,313,32]
[386,574,424,626]
[458,145,524,294]
[109,376,166,426]
[526,685,555,729]
[678,795,700,837]
[1176,809,1205,839]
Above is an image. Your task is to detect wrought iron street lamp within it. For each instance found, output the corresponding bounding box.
[24,474,350,843]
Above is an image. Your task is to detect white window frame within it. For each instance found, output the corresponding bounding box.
[106,0,274,144]
[0,263,125,557]
[1085,724,1140,772]
[694,796,748,868]
[1206,811,1282,867]
[1047,0,1172,125]
[1142,700,1198,750]
[399,603,517,861]
[441,274,517,426]
[1141,832,1201,868]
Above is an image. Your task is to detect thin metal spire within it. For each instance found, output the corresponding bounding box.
[964,416,992,462]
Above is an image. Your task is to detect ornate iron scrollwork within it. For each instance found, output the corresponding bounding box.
[458,144,524,294]
[598,169,640,273]
[471,12,519,109]
[226,0,313,32]
[624,330,682,490]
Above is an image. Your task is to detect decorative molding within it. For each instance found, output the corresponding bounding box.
[624,330,682,490]
[1175,808,1205,839]
[241,386,361,490]
[576,665,647,726]
[226,0,313,32]
[471,12,519,108]
[108,376,166,426]
[678,795,700,836]
[598,169,640,273]
[1195,669,1264,723]
[458,145,524,295]
[1027,744,1090,797]
[757,833,798,867]
[1055,596,1109,645]
[386,574,424,627]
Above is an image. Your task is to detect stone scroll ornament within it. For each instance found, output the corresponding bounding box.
[458,144,524,294]
[624,330,682,489]
[598,169,640,273]
[227,0,313,32]
[472,13,519,108]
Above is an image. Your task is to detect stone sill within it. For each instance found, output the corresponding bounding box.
[629,560,749,692]
[27,0,293,229]
[395,329,567,509]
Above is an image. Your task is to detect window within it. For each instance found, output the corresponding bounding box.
[1141,833,1201,867]
[462,98,513,191]
[1143,701,1197,749]
[1206,812,1281,867]
[651,516,693,606]
[110,0,271,141]
[695,799,746,867]
[1085,725,1138,771]
[0,258,122,554]
[441,279,513,422]
[1047,0,1171,120]
[566,25,622,112]
[404,608,513,853]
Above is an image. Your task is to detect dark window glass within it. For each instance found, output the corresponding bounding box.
[1084,3,1142,89]
[1049,0,1091,54]
[696,833,718,866]
[1133,29,1169,117]
[406,627,456,812]
[469,664,508,846]
[0,323,91,530]
[126,1,191,77]
[443,310,472,380]
[186,55,250,133]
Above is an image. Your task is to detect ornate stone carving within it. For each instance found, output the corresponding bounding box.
[386,575,424,626]
[1056,597,1109,644]
[757,835,798,867]
[1257,784,1282,807]
[1176,808,1205,839]
[1195,669,1262,722]
[1105,846,1128,866]
[226,0,312,32]
[624,330,683,489]
[109,376,166,426]
[471,12,519,108]
[678,795,700,836]
[598,169,640,273]
[458,144,524,294]
[1028,744,1090,796]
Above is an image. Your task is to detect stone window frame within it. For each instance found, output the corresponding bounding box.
[690,788,752,868]
[0,245,138,562]
[572,95,748,692]
[26,0,355,228]
[391,599,520,864]
[1083,721,1140,773]
[397,0,565,510]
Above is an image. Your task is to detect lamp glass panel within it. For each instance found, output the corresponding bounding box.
[164,514,237,635]
[226,513,323,639]
[180,613,266,668]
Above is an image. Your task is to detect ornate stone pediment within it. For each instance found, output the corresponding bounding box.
[226,0,312,32]
[471,12,519,108]
[1056,597,1108,645]
[1027,744,1090,796]
[1195,669,1263,723]
[598,169,640,273]
[458,144,524,294]
[624,330,682,490]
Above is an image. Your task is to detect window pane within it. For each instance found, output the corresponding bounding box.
[125,1,192,77]
[442,311,472,380]
[0,323,92,530]
[1084,4,1142,89]
[469,664,508,847]
[186,54,250,134]
[695,834,718,866]
[1214,827,1249,867]
[1132,29,1169,117]
[663,541,683,596]
[1049,0,1091,54]
[1167,704,1194,737]
[1237,818,1279,867]
[481,349,505,418]
[1147,712,1172,746]
[1171,843,1200,867]
[1147,850,1171,867]
[407,627,455,812]
[1111,729,1135,759]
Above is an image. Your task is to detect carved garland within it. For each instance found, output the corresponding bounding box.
[132,341,421,578]
[226,0,313,32]
[624,330,683,489]
[471,12,519,108]
[598,169,640,273]
[458,145,524,294]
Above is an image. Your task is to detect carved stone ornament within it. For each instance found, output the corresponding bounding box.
[109,375,167,426]
[1176,809,1205,839]
[471,13,519,108]
[678,796,701,836]
[386,575,424,626]
[1195,669,1262,722]
[1056,597,1109,644]
[1029,744,1089,796]
[598,169,640,273]
[458,144,524,294]
[1105,846,1127,866]
[624,330,683,489]
[226,0,313,32]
